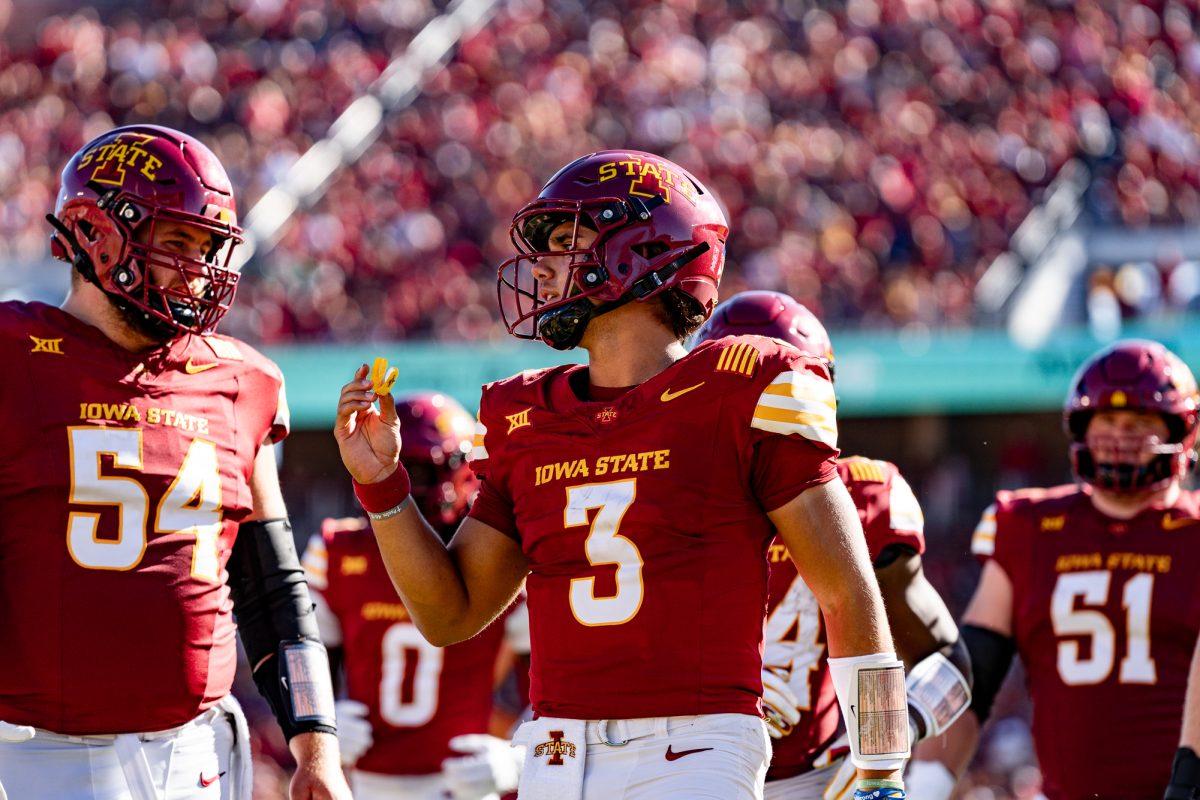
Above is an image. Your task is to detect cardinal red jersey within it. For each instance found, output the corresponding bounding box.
[0,301,288,734]
[764,456,926,780]
[971,485,1200,800]
[467,336,840,720]
[302,518,517,776]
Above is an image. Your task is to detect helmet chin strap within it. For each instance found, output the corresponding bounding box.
[536,242,712,350]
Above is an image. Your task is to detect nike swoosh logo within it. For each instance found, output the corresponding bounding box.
[660,382,705,402]
[199,772,225,787]
[664,745,713,761]
[1163,514,1198,530]
[184,358,218,374]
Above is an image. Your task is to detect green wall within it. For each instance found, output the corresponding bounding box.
[266,315,1199,428]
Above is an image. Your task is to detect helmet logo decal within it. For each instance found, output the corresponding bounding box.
[597,156,698,206]
[1110,390,1127,407]
[77,133,163,186]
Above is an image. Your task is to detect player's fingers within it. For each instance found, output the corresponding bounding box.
[336,699,370,717]
[335,395,374,423]
[763,690,801,725]
[337,370,374,402]
[376,388,399,425]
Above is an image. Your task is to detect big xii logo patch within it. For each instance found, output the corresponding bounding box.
[534,730,577,766]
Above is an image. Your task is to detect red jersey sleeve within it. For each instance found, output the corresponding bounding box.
[971,489,1039,587]
[839,458,926,559]
[465,370,554,540]
[468,479,517,539]
[746,348,840,511]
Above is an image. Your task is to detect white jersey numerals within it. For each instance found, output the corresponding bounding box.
[67,427,223,580]
[1051,570,1157,686]
[379,622,444,727]
[566,478,644,626]
[763,570,826,710]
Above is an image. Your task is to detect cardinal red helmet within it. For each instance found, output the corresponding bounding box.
[694,290,835,379]
[498,150,729,350]
[48,124,243,338]
[396,392,479,537]
[1064,339,1200,492]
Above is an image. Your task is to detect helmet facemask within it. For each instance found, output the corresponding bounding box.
[1070,419,1187,493]
[499,197,652,350]
[52,190,241,341]
[498,151,727,350]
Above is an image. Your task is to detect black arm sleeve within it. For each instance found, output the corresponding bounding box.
[227,518,335,740]
[961,623,1016,724]
[1165,747,1200,800]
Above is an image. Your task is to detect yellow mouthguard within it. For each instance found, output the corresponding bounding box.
[370,357,398,395]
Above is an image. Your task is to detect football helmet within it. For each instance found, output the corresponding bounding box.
[694,290,835,379]
[1064,339,1200,492]
[396,392,479,536]
[498,150,729,350]
[48,124,243,338]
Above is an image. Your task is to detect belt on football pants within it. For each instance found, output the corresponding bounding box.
[585,715,700,746]
[28,706,223,745]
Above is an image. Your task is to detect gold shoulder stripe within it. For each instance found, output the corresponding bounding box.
[716,343,759,376]
[468,419,489,463]
[971,504,998,556]
[847,460,886,483]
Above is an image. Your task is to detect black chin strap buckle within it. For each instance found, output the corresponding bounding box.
[629,241,710,299]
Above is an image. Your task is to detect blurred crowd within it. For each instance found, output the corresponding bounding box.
[2,0,1200,343]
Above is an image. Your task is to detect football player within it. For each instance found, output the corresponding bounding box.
[0,125,350,800]
[693,291,972,800]
[335,151,911,799]
[301,392,529,800]
[911,339,1200,800]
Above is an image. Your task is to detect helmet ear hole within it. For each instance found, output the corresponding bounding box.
[632,242,669,260]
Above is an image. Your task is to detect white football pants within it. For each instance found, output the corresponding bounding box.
[0,696,250,800]
[516,712,769,800]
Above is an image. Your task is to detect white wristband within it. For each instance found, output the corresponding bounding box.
[827,652,910,771]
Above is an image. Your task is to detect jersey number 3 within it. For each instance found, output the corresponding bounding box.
[1051,570,1156,686]
[67,427,223,580]
[566,479,644,626]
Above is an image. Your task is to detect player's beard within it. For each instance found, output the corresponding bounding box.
[110,289,181,345]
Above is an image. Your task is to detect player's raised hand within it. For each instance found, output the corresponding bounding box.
[334,363,401,484]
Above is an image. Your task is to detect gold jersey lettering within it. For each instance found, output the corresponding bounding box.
[1055,553,1103,572]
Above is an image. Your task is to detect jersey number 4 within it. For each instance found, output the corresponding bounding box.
[1051,570,1156,686]
[66,427,223,580]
